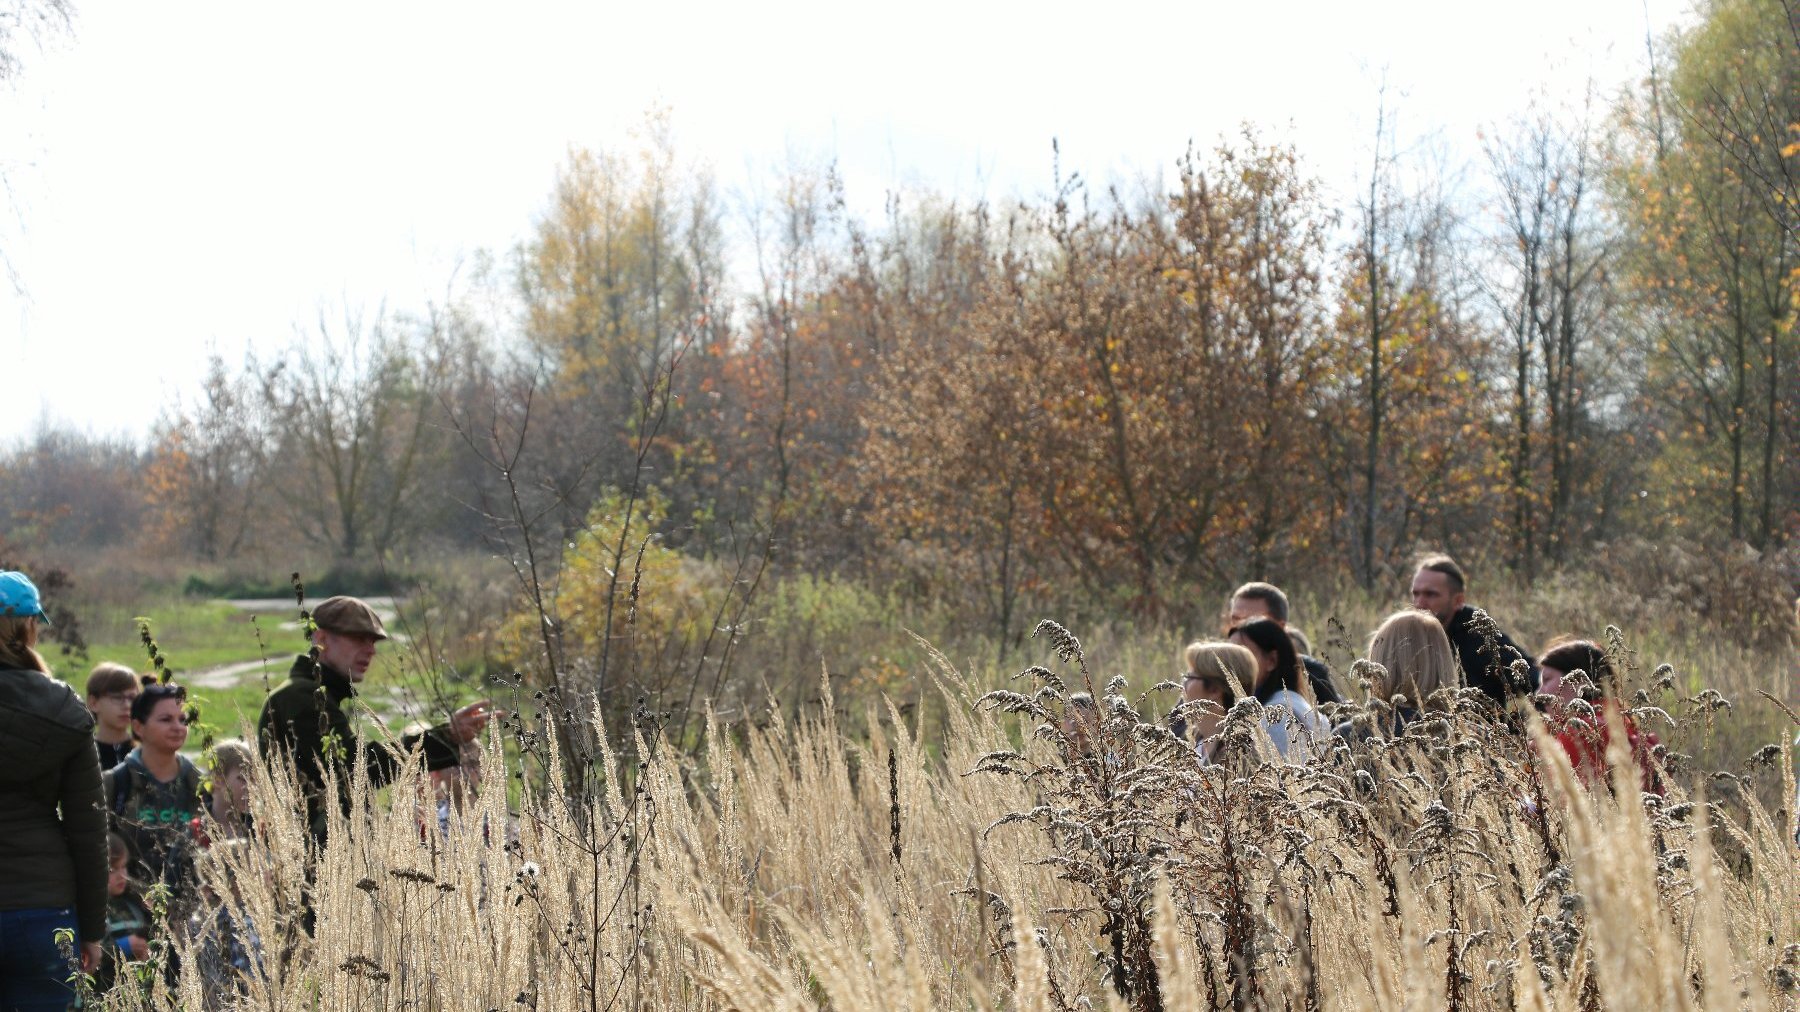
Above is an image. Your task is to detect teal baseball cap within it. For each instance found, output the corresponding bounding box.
[0,571,51,625]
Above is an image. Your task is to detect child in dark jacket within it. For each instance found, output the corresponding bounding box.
[94,832,153,998]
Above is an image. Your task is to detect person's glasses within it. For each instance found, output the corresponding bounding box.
[101,691,139,703]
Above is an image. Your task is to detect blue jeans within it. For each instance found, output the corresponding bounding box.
[0,906,79,1012]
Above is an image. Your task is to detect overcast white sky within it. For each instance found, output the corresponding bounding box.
[0,0,1693,445]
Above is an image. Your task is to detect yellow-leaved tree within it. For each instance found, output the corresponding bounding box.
[499,488,725,725]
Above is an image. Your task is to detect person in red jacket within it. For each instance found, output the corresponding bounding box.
[1539,638,1661,794]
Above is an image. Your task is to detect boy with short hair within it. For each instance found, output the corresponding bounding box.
[85,663,142,771]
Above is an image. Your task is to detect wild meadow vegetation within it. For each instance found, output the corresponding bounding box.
[2,0,1798,1007]
[21,533,1794,1012]
[49,613,1800,1012]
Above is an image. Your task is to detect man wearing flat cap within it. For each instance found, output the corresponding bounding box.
[257,595,498,840]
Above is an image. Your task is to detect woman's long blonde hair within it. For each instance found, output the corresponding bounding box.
[0,614,49,674]
[1366,609,1459,710]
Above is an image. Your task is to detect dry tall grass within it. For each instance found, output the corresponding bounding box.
[89,624,1797,1012]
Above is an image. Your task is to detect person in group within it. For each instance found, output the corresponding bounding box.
[85,663,141,771]
[1062,692,1101,755]
[1225,582,1343,705]
[0,570,106,1009]
[185,842,267,1010]
[1536,638,1660,793]
[1536,639,1615,705]
[95,833,152,997]
[1409,554,1538,705]
[1227,618,1327,760]
[439,740,488,835]
[199,739,255,844]
[1343,610,1462,738]
[415,738,484,842]
[103,682,204,917]
[1178,641,1251,764]
[1285,626,1313,659]
[257,596,499,842]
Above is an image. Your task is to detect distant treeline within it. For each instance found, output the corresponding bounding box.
[4,0,1795,637]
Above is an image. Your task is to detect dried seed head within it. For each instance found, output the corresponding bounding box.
[1032,620,1083,663]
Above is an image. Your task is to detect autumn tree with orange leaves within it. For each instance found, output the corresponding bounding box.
[865,134,1341,621]
[1318,152,1503,588]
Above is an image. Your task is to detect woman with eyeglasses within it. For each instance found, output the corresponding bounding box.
[1176,641,1252,764]
[102,682,204,917]
[0,571,107,1010]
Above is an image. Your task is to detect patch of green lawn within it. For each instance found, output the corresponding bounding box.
[45,596,295,742]
[64,596,302,675]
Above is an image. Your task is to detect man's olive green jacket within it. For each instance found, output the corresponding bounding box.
[257,654,461,839]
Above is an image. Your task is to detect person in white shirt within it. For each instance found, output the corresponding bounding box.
[1228,618,1326,760]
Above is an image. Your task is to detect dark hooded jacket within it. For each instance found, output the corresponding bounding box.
[1443,605,1538,705]
[0,666,110,942]
[257,654,462,840]
[1302,656,1342,705]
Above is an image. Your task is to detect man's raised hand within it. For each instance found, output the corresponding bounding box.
[450,699,503,744]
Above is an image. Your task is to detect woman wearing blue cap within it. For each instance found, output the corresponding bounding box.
[0,571,107,1010]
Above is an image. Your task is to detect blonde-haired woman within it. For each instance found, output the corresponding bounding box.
[0,571,106,1008]
[1179,641,1256,763]
[1363,609,1461,732]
